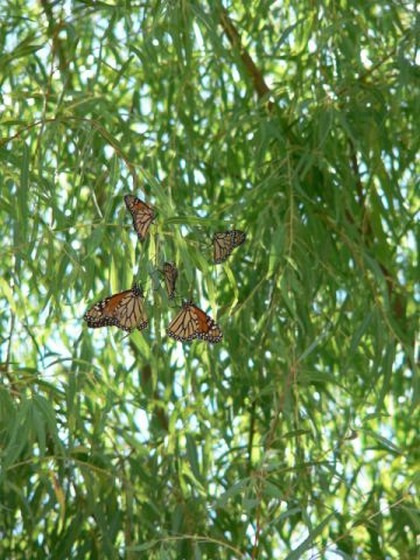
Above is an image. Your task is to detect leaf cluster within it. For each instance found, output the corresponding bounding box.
[0,1,418,558]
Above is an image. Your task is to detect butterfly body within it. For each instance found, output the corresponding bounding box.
[213,230,246,263]
[167,301,222,343]
[124,194,155,241]
[84,284,148,332]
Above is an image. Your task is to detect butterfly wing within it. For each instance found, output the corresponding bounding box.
[124,194,155,241]
[190,304,223,343]
[162,262,178,299]
[113,285,148,332]
[167,305,197,342]
[213,230,246,263]
[167,302,222,343]
[84,284,148,332]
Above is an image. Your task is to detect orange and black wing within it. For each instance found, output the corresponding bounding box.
[162,262,178,300]
[167,301,222,343]
[213,230,246,263]
[84,284,148,332]
[124,194,155,241]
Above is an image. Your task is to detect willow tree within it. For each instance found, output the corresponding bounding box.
[1,1,417,558]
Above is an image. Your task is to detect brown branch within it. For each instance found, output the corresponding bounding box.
[220,8,274,111]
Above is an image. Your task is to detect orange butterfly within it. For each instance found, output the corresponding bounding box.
[124,194,155,241]
[167,301,222,343]
[162,262,178,300]
[84,284,148,332]
[213,230,246,263]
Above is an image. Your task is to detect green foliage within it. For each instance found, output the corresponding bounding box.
[0,1,418,558]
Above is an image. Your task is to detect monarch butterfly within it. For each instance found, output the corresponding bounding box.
[84,284,148,332]
[213,230,246,263]
[167,301,223,343]
[124,194,155,241]
[162,262,178,300]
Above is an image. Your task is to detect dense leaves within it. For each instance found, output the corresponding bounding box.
[0,1,417,558]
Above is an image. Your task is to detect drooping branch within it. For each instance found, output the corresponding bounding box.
[347,140,406,321]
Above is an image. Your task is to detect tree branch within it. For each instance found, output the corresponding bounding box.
[220,8,274,111]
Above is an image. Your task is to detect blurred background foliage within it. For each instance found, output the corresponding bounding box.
[0,1,418,558]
